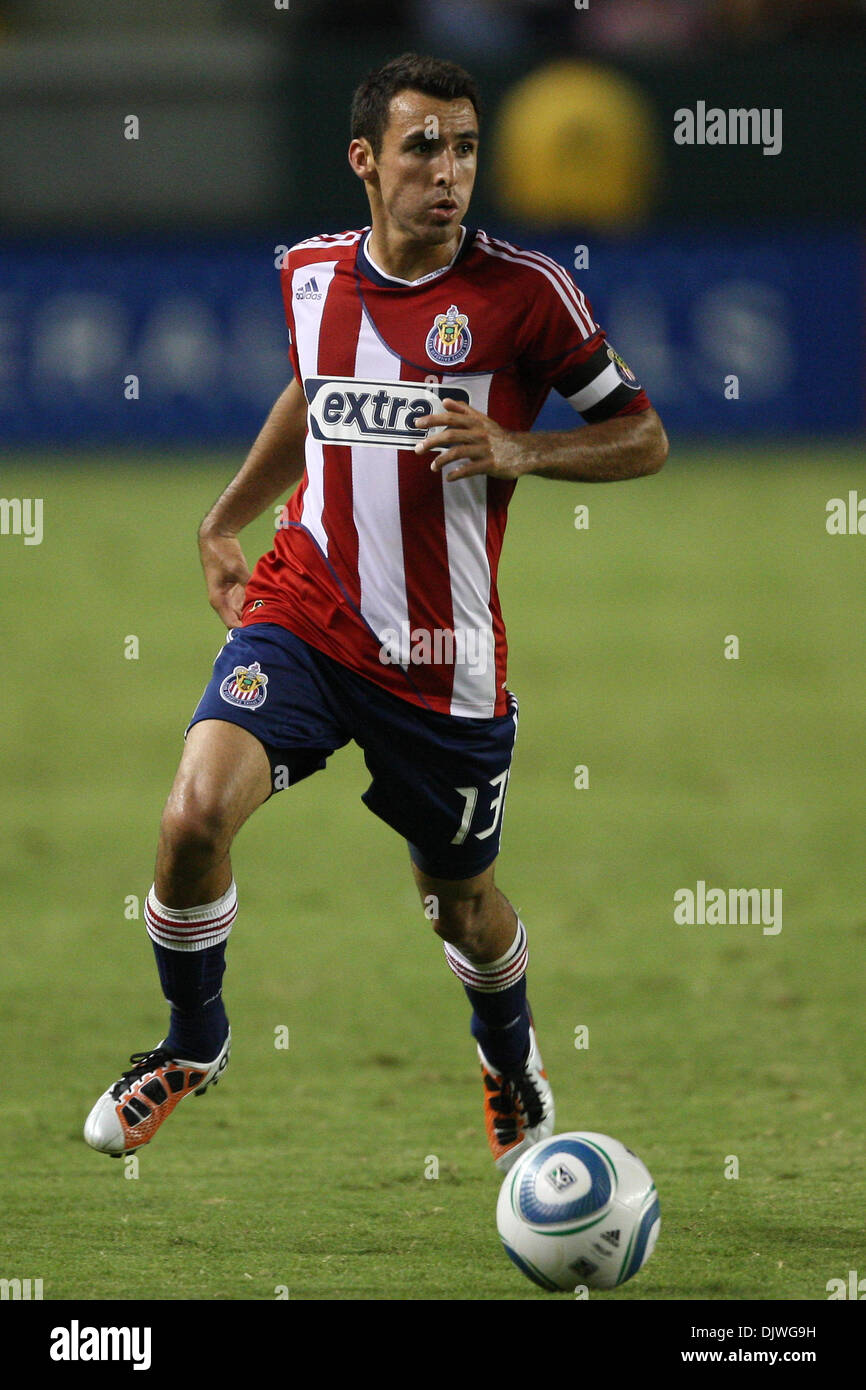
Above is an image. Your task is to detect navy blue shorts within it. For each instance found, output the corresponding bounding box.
[187,624,518,880]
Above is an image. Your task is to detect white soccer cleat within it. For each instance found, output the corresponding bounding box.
[84,1029,231,1156]
[478,1024,555,1173]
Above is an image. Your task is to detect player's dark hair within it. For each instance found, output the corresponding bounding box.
[351,52,481,156]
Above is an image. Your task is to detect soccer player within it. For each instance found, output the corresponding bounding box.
[85,53,667,1173]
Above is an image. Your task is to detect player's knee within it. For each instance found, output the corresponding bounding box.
[159,791,233,870]
[430,891,489,956]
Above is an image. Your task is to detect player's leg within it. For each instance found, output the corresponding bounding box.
[85,624,350,1157]
[412,858,528,1070]
[154,717,271,906]
[146,717,273,1060]
[312,646,553,1171]
[84,719,272,1156]
[411,857,554,1172]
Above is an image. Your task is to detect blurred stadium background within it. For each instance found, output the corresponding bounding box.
[2,0,864,444]
[2,1,866,1305]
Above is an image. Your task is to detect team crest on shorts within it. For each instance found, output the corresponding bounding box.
[219,661,269,709]
[426,304,472,365]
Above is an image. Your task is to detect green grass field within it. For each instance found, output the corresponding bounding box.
[1,441,864,1302]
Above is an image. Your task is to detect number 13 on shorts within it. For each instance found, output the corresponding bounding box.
[451,770,510,846]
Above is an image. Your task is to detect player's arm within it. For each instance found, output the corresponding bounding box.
[198,377,308,627]
[416,399,668,484]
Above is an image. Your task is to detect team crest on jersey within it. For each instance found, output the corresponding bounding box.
[607,345,637,385]
[219,662,269,709]
[426,304,472,365]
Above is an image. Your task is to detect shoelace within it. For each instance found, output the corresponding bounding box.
[515,1072,545,1128]
[486,1068,545,1139]
[110,1047,174,1101]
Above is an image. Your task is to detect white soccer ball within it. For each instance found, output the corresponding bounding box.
[496,1131,660,1292]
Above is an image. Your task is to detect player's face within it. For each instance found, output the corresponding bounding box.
[367,91,478,245]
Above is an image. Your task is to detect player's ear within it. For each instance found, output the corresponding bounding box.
[348,138,376,183]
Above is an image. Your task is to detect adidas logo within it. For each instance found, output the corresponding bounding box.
[295,276,323,301]
[601,1229,621,1247]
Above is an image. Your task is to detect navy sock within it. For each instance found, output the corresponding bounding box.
[466,978,531,1077]
[151,939,229,1061]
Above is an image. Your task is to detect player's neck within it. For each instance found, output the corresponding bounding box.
[365,224,464,284]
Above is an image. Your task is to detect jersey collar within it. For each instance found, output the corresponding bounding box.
[356,226,475,288]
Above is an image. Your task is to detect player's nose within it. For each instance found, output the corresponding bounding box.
[433,151,458,187]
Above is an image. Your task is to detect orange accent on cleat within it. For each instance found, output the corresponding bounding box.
[84,1030,231,1156]
[477,1025,554,1173]
[113,1061,212,1150]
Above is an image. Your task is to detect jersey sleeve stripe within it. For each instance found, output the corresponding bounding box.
[290,230,365,254]
[476,231,597,336]
[500,243,596,336]
[476,230,596,333]
[474,234,596,338]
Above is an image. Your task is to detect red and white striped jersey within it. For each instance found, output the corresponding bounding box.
[242,226,651,718]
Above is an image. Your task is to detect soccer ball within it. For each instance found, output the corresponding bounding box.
[496,1131,660,1292]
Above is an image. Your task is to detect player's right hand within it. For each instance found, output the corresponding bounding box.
[198,531,251,628]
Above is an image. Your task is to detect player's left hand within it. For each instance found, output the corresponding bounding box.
[413,399,525,482]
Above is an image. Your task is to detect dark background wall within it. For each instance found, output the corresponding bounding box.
[1,0,864,442]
